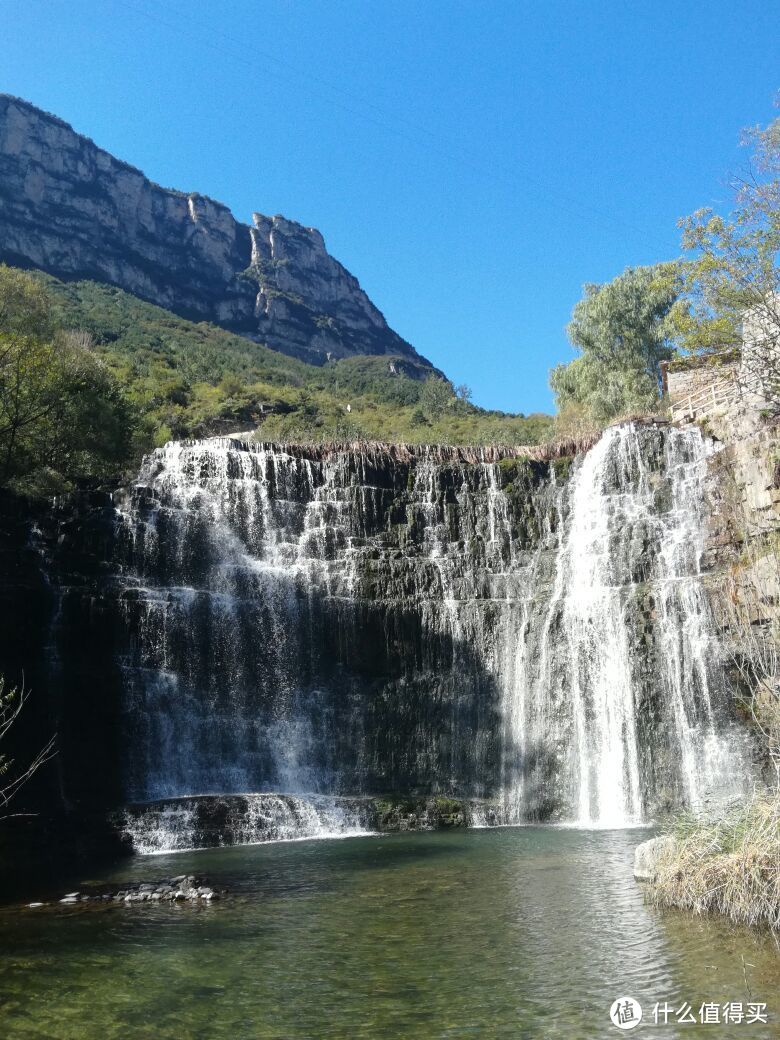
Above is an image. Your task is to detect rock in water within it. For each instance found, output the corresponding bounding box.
[48,876,224,907]
[634,836,675,882]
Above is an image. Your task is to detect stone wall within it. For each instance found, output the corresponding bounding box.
[664,356,740,430]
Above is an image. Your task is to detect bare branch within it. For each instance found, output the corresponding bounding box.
[0,676,57,814]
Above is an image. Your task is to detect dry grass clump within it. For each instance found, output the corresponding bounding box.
[552,400,671,444]
[233,435,604,466]
[651,796,780,932]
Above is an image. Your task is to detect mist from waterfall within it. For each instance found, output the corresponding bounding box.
[113,423,755,846]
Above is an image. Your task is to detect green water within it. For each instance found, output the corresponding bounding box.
[1,827,778,1039]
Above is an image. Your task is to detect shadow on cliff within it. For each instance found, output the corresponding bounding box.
[0,489,129,892]
[116,579,517,807]
[0,492,529,843]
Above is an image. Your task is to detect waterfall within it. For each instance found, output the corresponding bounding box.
[120,794,374,854]
[533,428,645,826]
[508,423,753,826]
[108,424,755,850]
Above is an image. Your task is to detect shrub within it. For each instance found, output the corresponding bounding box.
[651,796,780,932]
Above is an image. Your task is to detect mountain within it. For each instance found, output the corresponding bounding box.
[0,94,425,367]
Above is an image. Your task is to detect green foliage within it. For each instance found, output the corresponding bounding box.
[314,355,427,407]
[418,376,455,419]
[33,271,554,450]
[0,266,554,492]
[0,267,55,341]
[550,456,574,482]
[47,338,136,479]
[0,268,138,495]
[550,263,681,424]
[39,273,311,442]
[0,268,59,481]
[675,114,780,406]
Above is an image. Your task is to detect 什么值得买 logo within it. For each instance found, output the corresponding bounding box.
[610,996,642,1030]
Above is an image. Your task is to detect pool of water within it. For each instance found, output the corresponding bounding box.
[1,827,778,1039]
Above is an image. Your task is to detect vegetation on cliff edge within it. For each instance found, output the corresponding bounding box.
[0,266,554,496]
[552,112,780,436]
[41,271,553,449]
[0,267,137,496]
[550,262,681,432]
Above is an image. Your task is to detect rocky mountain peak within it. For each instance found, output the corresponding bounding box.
[0,94,426,367]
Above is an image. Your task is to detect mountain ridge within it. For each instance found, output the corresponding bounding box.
[0,93,427,368]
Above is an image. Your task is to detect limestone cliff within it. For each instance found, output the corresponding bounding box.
[669,354,780,790]
[0,94,424,366]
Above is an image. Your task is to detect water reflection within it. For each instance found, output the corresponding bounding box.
[0,828,777,1039]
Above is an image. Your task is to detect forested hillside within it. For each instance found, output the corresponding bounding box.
[0,266,553,496]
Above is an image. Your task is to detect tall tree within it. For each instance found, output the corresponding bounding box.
[0,268,59,483]
[0,266,137,493]
[550,263,681,424]
[676,113,780,409]
[418,376,455,420]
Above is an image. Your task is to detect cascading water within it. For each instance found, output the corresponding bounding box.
[120,793,374,854]
[506,423,753,827]
[109,424,755,850]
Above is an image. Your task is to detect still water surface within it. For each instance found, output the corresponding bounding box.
[1,827,778,1039]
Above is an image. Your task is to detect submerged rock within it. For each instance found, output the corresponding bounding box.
[51,876,223,907]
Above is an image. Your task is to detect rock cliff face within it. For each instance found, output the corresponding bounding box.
[0,95,423,366]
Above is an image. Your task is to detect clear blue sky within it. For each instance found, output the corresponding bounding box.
[2,1,778,414]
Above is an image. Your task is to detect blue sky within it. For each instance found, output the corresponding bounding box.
[2,1,778,413]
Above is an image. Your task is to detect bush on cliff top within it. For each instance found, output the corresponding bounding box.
[550,263,681,427]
